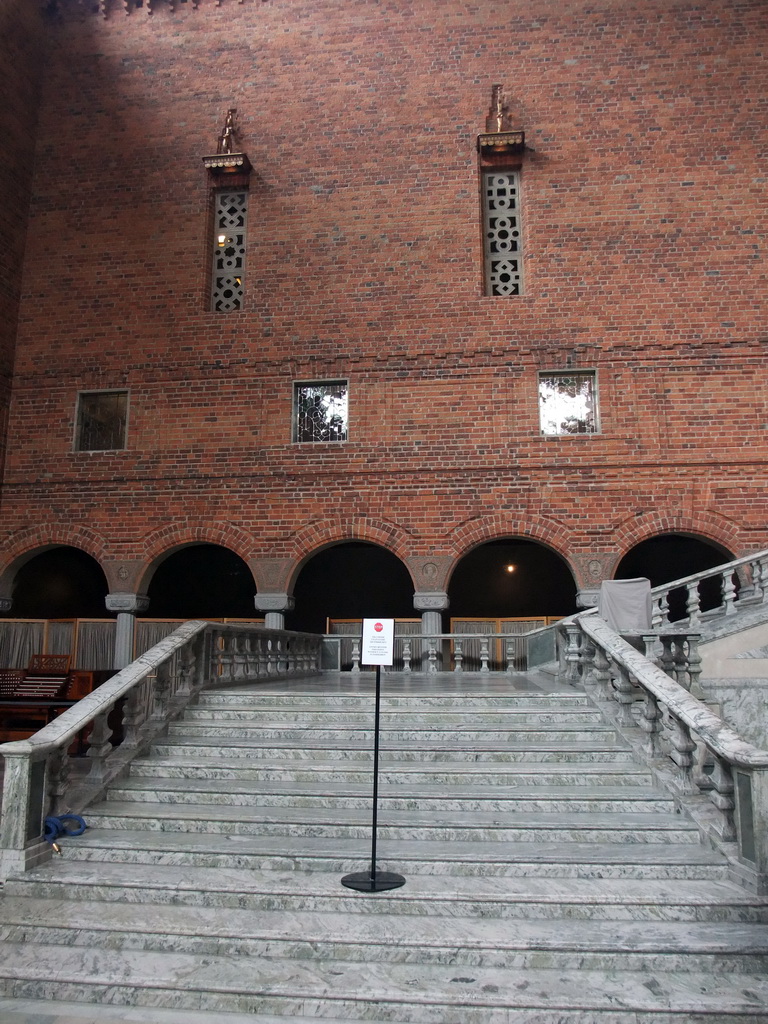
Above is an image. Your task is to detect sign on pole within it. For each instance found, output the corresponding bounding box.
[361,618,395,666]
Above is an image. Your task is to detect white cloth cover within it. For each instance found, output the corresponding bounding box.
[598,578,652,632]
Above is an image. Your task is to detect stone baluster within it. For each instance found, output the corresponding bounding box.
[48,745,71,817]
[427,638,438,673]
[591,642,613,702]
[350,638,361,674]
[672,637,690,691]
[704,753,737,842]
[659,635,675,681]
[686,635,703,698]
[686,583,701,626]
[505,637,516,673]
[453,637,463,673]
[177,636,197,697]
[652,591,669,628]
[723,571,737,616]
[665,712,697,794]
[639,689,663,758]
[86,709,115,786]
[612,663,639,728]
[121,678,151,749]
[757,557,768,603]
[479,636,490,673]
[563,624,583,687]
[151,661,172,722]
[401,637,411,673]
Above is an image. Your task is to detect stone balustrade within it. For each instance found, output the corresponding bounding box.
[649,548,768,627]
[0,622,322,883]
[563,614,768,894]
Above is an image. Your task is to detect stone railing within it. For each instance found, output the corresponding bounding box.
[339,628,557,674]
[562,614,768,894]
[0,622,321,883]
[649,547,768,627]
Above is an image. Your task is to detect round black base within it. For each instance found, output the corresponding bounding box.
[341,870,406,893]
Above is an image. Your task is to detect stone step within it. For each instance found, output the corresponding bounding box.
[1,943,767,1020]
[2,895,768,968]
[5,864,763,924]
[128,758,654,787]
[150,738,637,763]
[83,801,701,844]
[195,692,592,710]
[44,829,729,877]
[107,777,677,814]
[166,722,620,744]
[182,707,606,725]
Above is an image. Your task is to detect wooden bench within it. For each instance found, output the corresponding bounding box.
[0,656,95,744]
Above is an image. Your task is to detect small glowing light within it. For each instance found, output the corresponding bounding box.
[505,564,516,574]
[217,234,228,247]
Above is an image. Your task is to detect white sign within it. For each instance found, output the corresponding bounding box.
[361,618,395,666]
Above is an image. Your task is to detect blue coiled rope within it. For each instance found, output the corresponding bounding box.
[44,814,87,843]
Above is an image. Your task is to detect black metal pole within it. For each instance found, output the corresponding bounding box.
[341,663,405,893]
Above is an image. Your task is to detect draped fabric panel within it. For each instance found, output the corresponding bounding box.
[135,620,184,659]
[0,621,46,669]
[48,621,75,657]
[74,621,116,670]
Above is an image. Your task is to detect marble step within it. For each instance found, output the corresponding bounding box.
[2,894,768,968]
[195,692,592,710]
[2,942,768,1020]
[107,777,677,814]
[44,829,730,877]
[166,723,620,745]
[182,708,607,725]
[5,864,763,924]
[150,737,637,763]
[128,758,654,787]
[82,801,701,844]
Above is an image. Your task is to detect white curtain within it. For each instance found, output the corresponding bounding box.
[74,621,116,670]
[0,622,45,669]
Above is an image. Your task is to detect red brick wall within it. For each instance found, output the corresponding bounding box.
[0,0,44,481]
[1,0,766,593]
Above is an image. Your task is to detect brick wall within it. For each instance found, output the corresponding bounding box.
[1,0,766,596]
[0,0,44,482]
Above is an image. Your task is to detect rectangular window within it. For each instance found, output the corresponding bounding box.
[293,381,348,443]
[211,190,248,312]
[76,391,128,451]
[539,372,599,435]
[483,171,523,296]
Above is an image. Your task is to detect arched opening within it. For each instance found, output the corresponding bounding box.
[146,544,256,618]
[286,541,414,634]
[7,546,109,618]
[615,534,734,621]
[448,538,578,627]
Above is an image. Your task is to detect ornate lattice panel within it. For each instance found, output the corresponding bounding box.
[211,191,248,312]
[483,172,523,296]
[538,372,599,435]
[293,381,348,443]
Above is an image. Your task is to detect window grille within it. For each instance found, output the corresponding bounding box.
[211,191,247,312]
[538,372,599,435]
[293,381,348,443]
[483,171,523,296]
[76,391,128,451]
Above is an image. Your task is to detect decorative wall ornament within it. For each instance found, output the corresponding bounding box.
[202,109,252,178]
[477,84,525,161]
[413,591,450,611]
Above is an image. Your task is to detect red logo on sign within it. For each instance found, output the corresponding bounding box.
[374,622,383,632]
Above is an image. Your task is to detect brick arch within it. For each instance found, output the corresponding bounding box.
[285,517,415,592]
[137,522,258,593]
[0,524,111,597]
[447,514,575,581]
[612,511,741,562]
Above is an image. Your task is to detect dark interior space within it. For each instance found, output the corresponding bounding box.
[147,544,256,619]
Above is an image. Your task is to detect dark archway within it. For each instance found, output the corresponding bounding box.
[146,544,255,618]
[615,534,734,621]
[448,539,578,625]
[286,542,414,634]
[7,546,109,618]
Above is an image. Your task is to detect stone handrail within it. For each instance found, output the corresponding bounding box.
[565,614,768,894]
[0,621,322,883]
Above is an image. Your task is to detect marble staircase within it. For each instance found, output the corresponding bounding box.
[1,674,768,1023]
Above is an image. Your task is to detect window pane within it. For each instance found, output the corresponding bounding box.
[294,382,348,443]
[539,373,598,435]
[77,392,128,451]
